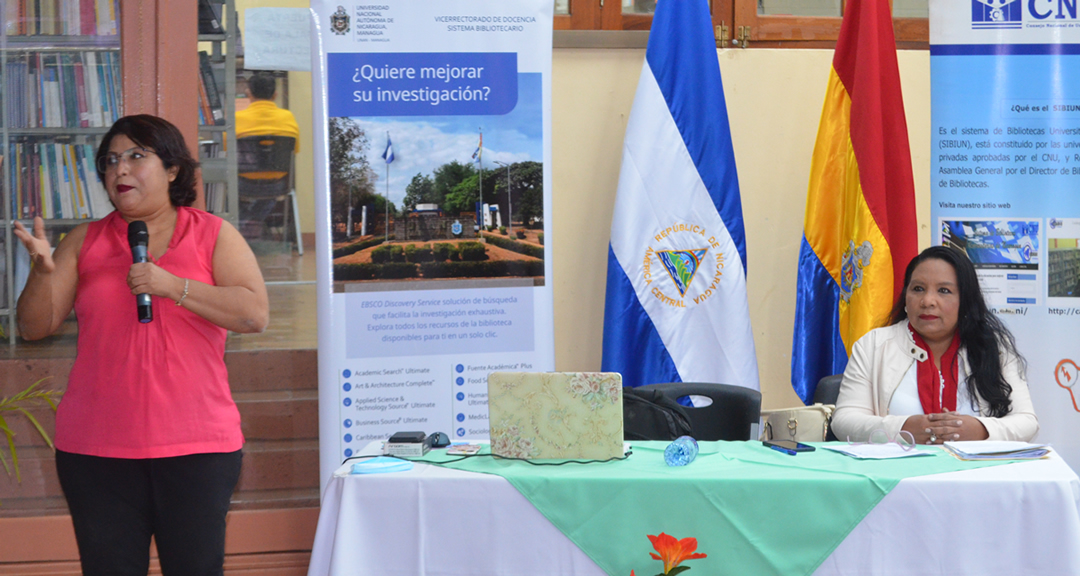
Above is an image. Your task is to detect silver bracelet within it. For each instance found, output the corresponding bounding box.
[176,278,190,306]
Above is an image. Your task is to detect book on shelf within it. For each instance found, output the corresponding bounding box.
[79,0,97,36]
[102,49,119,123]
[84,51,103,126]
[198,0,224,35]
[204,181,226,215]
[40,0,56,35]
[198,51,226,126]
[72,54,90,128]
[9,139,110,220]
[199,139,222,158]
[4,50,121,129]
[2,0,118,36]
[59,53,80,128]
[196,68,215,127]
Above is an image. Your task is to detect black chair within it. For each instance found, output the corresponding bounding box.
[813,374,843,405]
[637,382,761,441]
[236,135,303,254]
[813,373,844,441]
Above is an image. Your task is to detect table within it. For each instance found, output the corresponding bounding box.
[307,443,1080,576]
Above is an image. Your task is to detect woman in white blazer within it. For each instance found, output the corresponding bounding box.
[831,246,1038,444]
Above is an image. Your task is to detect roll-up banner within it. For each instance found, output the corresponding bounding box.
[310,1,554,486]
[930,1,1080,464]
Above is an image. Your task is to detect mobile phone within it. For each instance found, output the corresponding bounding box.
[762,440,816,452]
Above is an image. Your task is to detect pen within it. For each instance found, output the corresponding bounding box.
[770,445,797,456]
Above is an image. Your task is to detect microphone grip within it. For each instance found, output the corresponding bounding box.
[132,245,148,264]
[137,294,153,323]
[132,245,153,323]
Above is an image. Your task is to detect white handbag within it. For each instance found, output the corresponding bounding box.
[759,403,835,442]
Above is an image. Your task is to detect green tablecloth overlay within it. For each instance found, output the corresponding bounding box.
[417,441,1019,576]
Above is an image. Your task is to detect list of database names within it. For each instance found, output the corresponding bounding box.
[336,358,535,458]
[450,361,533,440]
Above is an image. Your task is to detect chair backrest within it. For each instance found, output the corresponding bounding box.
[236,135,295,198]
[637,382,761,441]
[813,374,844,441]
[813,374,843,406]
[623,386,693,441]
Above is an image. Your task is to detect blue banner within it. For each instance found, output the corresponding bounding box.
[328,52,518,116]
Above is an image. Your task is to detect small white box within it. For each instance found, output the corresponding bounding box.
[385,442,429,458]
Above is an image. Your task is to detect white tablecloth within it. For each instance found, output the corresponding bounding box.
[308,444,1080,576]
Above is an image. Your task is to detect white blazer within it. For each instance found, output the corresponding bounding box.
[831,321,1038,442]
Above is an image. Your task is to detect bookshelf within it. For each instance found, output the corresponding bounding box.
[197,0,237,223]
[1049,248,1080,298]
[1,0,122,343]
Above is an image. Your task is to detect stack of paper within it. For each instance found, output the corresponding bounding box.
[821,443,933,460]
[942,441,1050,461]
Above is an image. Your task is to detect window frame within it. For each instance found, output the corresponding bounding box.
[555,0,929,50]
[556,0,733,32]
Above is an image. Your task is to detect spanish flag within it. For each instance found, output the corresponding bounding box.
[791,0,917,404]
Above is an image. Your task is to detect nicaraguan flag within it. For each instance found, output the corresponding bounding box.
[790,0,917,404]
[601,0,758,391]
[381,133,394,164]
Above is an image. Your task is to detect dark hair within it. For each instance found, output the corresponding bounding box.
[248,72,277,100]
[890,245,1022,417]
[96,115,199,207]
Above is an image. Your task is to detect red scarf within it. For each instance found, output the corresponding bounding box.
[909,325,961,414]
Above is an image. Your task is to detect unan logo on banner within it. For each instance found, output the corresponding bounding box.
[331,6,350,35]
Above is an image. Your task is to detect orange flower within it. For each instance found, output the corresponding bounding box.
[647,533,707,574]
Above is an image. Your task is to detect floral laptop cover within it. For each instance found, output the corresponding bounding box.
[487,372,624,460]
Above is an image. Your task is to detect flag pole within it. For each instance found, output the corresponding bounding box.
[385,161,390,243]
[386,131,391,242]
[477,127,483,232]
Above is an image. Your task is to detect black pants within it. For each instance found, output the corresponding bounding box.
[56,449,243,576]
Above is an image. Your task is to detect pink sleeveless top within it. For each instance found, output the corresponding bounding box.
[55,207,244,458]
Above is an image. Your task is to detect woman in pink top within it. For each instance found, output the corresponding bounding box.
[14,115,268,576]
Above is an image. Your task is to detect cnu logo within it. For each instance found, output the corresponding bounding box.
[972,0,1022,29]
[973,0,1080,30]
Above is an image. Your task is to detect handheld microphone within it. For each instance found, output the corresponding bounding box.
[128,220,152,323]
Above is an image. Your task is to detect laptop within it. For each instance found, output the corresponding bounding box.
[487,372,624,460]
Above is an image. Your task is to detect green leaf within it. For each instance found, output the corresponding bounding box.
[6,433,19,482]
[17,408,54,450]
[667,567,692,576]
